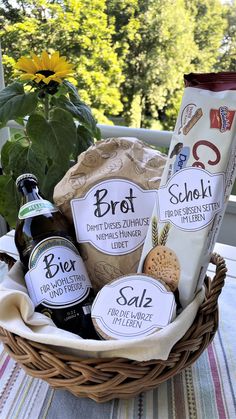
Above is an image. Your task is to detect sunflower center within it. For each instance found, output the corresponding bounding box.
[36,70,55,77]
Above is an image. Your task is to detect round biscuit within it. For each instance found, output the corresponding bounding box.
[143,245,180,292]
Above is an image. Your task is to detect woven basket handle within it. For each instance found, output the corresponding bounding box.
[199,253,227,315]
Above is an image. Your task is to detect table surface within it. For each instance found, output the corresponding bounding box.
[0,235,235,419]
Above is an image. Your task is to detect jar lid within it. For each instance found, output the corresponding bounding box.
[91,274,176,340]
[16,173,38,187]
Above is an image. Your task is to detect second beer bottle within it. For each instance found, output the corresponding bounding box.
[14,173,98,339]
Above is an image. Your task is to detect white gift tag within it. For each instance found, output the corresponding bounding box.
[71,179,157,255]
[91,274,176,340]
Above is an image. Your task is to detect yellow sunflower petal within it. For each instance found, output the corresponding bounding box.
[19,73,37,81]
[54,62,74,73]
[15,57,38,74]
[44,74,62,84]
[49,76,63,84]
[52,62,65,72]
[41,51,51,70]
[54,70,73,77]
[63,63,74,71]
[54,55,67,63]
[50,52,60,70]
[34,74,46,83]
[31,53,43,71]
[53,55,69,65]
[42,75,55,84]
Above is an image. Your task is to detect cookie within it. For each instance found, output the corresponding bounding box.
[143,245,180,291]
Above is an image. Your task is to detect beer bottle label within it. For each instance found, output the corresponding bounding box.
[19,199,58,219]
[25,236,92,308]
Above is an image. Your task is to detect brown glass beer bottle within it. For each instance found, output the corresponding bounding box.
[14,173,98,339]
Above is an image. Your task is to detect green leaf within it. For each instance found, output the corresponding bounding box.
[0,82,38,128]
[26,114,53,157]
[41,163,71,201]
[1,136,47,180]
[25,109,77,198]
[26,109,77,163]
[63,81,82,101]
[49,107,78,159]
[1,140,15,174]
[75,125,94,158]
[54,93,101,140]
[15,117,25,126]
[0,175,19,228]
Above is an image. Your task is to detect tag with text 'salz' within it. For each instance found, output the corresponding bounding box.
[91,274,176,340]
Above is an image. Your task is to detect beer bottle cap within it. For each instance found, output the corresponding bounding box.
[16,173,38,187]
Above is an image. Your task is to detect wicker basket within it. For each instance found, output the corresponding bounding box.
[0,252,227,403]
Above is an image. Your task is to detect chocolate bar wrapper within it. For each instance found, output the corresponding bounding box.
[139,72,236,308]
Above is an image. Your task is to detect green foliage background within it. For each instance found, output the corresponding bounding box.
[1,0,236,222]
[1,0,235,128]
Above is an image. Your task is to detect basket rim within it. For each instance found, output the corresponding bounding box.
[0,251,227,402]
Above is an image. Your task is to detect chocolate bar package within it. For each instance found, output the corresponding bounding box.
[139,72,236,308]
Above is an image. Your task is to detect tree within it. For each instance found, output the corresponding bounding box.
[0,0,231,130]
[0,0,123,121]
[106,0,227,129]
[166,0,226,129]
[107,0,197,128]
[217,1,236,72]
[187,0,226,72]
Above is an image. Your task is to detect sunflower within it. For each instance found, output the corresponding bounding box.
[15,51,74,86]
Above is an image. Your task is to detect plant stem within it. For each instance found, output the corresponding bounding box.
[44,94,49,120]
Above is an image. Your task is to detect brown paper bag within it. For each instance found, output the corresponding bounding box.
[54,137,166,291]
